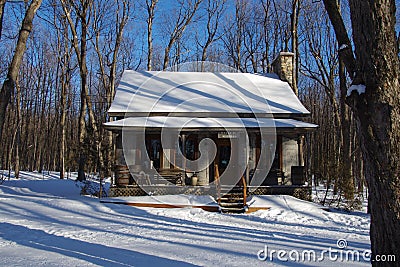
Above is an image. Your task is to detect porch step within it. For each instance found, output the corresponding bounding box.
[218,185,247,214]
[220,206,247,213]
[219,201,243,206]
[220,186,243,192]
[219,197,244,202]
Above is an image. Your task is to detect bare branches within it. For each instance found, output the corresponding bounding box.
[322,0,356,80]
[163,0,203,70]
[199,0,225,65]
[59,0,94,181]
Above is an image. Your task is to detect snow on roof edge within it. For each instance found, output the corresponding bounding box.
[103,117,318,130]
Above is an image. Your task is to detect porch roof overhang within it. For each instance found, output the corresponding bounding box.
[107,71,311,118]
[104,117,318,132]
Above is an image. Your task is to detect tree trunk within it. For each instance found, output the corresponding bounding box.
[348,1,400,262]
[0,0,42,143]
[92,0,129,177]
[59,66,67,179]
[322,0,356,80]
[77,67,88,182]
[324,0,400,262]
[61,0,93,181]
[339,56,354,200]
[146,0,158,71]
[290,0,299,95]
[86,93,105,178]
[14,80,21,179]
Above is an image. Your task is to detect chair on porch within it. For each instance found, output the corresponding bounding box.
[291,166,305,185]
[153,168,185,186]
[132,171,151,185]
[263,169,283,186]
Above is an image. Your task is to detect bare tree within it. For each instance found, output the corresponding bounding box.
[146,0,158,71]
[93,0,129,175]
[323,0,400,262]
[301,2,358,206]
[60,0,92,181]
[0,0,42,145]
[290,0,300,94]
[14,77,21,178]
[242,3,264,73]
[197,0,225,70]
[322,0,355,79]
[302,10,342,194]
[338,52,354,201]
[162,0,203,70]
[260,0,276,72]
[222,0,247,71]
[53,2,73,179]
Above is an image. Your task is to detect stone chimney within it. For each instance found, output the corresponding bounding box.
[271,52,296,95]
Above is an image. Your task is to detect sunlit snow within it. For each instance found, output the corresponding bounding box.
[0,172,370,266]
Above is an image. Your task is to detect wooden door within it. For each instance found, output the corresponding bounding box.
[216,139,231,175]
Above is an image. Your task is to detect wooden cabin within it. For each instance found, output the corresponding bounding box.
[104,54,317,210]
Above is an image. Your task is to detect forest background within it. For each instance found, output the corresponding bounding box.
[1,0,400,210]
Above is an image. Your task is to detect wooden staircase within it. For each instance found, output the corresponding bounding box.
[215,165,248,214]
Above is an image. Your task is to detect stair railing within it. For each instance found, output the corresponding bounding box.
[241,175,247,208]
[214,164,221,206]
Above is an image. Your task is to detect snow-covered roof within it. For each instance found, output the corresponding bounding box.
[108,70,310,118]
[104,117,318,131]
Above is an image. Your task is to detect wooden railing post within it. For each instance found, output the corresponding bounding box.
[214,164,221,206]
[241,175,247,207]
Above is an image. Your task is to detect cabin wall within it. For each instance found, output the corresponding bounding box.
[282,137,299,182]
[199,133,211,185]
[115,134,125,165]
[248,134,257,184]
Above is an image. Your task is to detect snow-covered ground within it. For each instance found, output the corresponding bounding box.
[0,172,370,266]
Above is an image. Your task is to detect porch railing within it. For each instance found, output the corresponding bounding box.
[241,175,247,207]
[214,164,221,206]
[214,164,248,209]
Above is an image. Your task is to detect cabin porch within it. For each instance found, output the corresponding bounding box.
[105,122,314,203]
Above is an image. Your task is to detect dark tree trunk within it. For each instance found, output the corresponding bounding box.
[15,81,21,179]
[290,0,300,95]
[59,64,67,180]
[339,55,354,201]
[348,1,400,262]
[0,0,42,143]
[322,0,356,80]
[323,0,400,263]
[77,67,88,182]
[61,0,93,182]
